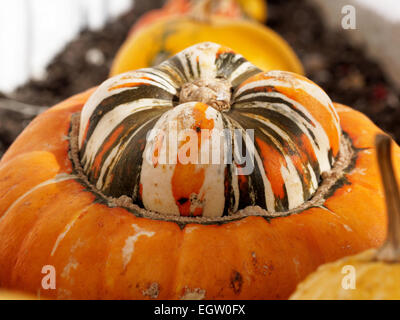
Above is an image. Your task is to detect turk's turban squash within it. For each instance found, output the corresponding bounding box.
[0,42,395,299]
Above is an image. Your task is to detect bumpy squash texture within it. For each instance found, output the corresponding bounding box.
[290,249,400,300]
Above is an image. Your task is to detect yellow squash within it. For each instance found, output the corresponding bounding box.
[290,134,400,300]
[110,16,303,76]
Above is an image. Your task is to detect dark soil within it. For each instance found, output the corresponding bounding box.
[0,0,399,158]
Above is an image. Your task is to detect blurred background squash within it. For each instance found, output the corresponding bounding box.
[110,0,302,76]
[129,0,267,36]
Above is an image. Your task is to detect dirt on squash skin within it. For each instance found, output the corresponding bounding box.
[180,287,206,300]
[142,282,160,299]
[0,0,399,159]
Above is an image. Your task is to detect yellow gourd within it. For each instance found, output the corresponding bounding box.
[290,134,400,300]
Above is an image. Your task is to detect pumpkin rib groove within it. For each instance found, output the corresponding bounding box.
[323,184,386,250]
[96,208,183,300]
[38,198,100,299]
[50,204,128,299]
[66,204,140,299]
[49,202,97,258]
[346,150,384,193]
[167,225,187,299]
[0,174,76,224]
[0,151,61,217]
[0,178,92,293]
[171,222,244,300]
[316,204,363,240]
[324,182,385,216]
[318,205,341,219]
[3,179,84,289]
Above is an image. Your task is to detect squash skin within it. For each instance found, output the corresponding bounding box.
[0,89,397,299]
[289,249,400,300]
[0,289,37,300]
[110,17,303,77]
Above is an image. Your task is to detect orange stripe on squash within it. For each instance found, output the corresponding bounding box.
[92,125,124,179]
[192,103,214,131]
[108,81,151,92]
[216,45,235,59]
[276,86,340,157]
[256,137,287,199]
[172,163,205,216]
[171,103,213,217]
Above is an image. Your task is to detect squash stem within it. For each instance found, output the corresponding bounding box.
[374,134,400,262]
[179,78,232,111]
[189,0,213,22]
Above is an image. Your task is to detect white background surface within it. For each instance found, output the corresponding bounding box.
[357,0,400,22]
[0,0,133,92]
